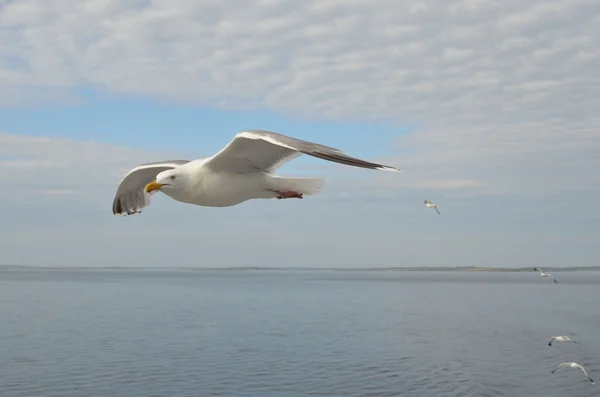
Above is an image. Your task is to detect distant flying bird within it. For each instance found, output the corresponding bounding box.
[548,336,579,346]
[424,200,440,215]
[534,267,558,283]
[112,130,402,216]
[551,362,595,384]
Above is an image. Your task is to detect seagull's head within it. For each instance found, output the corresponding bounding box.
[145,169,186,194]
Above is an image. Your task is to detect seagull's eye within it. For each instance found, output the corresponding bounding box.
[170,175,176,181]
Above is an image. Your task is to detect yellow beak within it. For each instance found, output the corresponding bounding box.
[145,180,166,193]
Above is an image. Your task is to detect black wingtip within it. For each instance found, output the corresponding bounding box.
[112,196,122,215]
[306,150,401,173]
[112,198,143,217]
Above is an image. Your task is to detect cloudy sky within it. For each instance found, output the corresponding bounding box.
[1,0,599,268]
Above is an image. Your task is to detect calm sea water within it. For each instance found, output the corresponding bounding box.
[1,269,600,397]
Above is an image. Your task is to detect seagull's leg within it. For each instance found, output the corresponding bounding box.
[275,191,304,200]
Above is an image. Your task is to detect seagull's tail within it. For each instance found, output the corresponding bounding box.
[271,176,325,196]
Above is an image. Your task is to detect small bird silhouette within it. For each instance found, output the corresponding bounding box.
[551,362,594,384]
[548,336,578,346]
[534,267,558,283]
[424,200,440,215]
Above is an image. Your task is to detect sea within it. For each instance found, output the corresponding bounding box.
[1,268,599,397]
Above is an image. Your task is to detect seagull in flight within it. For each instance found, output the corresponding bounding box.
[548,336,579,346]
[424,200,440,215]
[551,362,595,384]
[112,130,402,216]
[534,267,558,283]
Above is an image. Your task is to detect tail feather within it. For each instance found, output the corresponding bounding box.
[271,176,325,196]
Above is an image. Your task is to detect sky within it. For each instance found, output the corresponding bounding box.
[1,0,599,268]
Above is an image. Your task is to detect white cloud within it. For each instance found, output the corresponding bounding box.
[1,0,598,197]
[414,179,483,190]
[39,189,79,195]
[0,131,187,200]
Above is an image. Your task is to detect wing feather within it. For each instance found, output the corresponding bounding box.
[112,160,189,216]
[551,363,570,373]
[203,130,402,174]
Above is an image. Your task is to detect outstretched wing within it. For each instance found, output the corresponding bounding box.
[112,160,190,216]
[434,206,440,215]
[574,365,595,383]
[551,363,570,373]
[203,130,402,174]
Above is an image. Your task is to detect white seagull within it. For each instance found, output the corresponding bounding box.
[534,267,558,283]
[548,336,579,346]
[551,362,595,384]
[112,130,402,216]
[424,200,440,215]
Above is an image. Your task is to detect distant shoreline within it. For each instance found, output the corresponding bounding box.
[1,265,599,272]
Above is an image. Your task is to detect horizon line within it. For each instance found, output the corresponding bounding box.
[1,265,600,272]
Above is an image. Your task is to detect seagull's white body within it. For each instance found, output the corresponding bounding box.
[112,130,402,216]
[159,164,301,207]
[548,336,579,346]
[551,362,595,384]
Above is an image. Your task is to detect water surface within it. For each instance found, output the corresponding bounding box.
[1,269,599,396]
